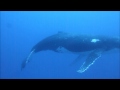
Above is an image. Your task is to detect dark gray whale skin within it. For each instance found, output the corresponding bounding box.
[31,32,119,53]
[21,32,120,72]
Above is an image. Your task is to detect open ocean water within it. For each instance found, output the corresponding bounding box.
[0,11,120,79]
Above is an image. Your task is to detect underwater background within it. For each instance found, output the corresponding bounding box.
[0,11,120,79]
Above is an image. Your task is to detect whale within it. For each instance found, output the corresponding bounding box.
[21,32,120,73]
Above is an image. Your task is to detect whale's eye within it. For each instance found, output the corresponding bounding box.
[91,39,100,43]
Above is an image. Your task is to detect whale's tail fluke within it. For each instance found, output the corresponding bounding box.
[21,49,35,71]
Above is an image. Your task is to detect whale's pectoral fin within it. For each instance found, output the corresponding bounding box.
[21,49,35,71]
[70,54,86,66]
[77,49,105,73]
[21,58,29,70]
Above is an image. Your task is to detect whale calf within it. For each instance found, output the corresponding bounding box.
[21,32,120,73]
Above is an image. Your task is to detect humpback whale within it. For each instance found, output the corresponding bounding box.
[21,32,120,73]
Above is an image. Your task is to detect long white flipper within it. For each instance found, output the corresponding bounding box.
[21,49,35,70]
[77,49,104,73]
[69,54,86,66]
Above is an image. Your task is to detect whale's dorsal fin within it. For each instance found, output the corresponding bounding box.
[77,49,105,73]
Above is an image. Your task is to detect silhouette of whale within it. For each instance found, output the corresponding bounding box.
[21,32,120,73]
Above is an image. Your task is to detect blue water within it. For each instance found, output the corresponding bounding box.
[1,11,120,79]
